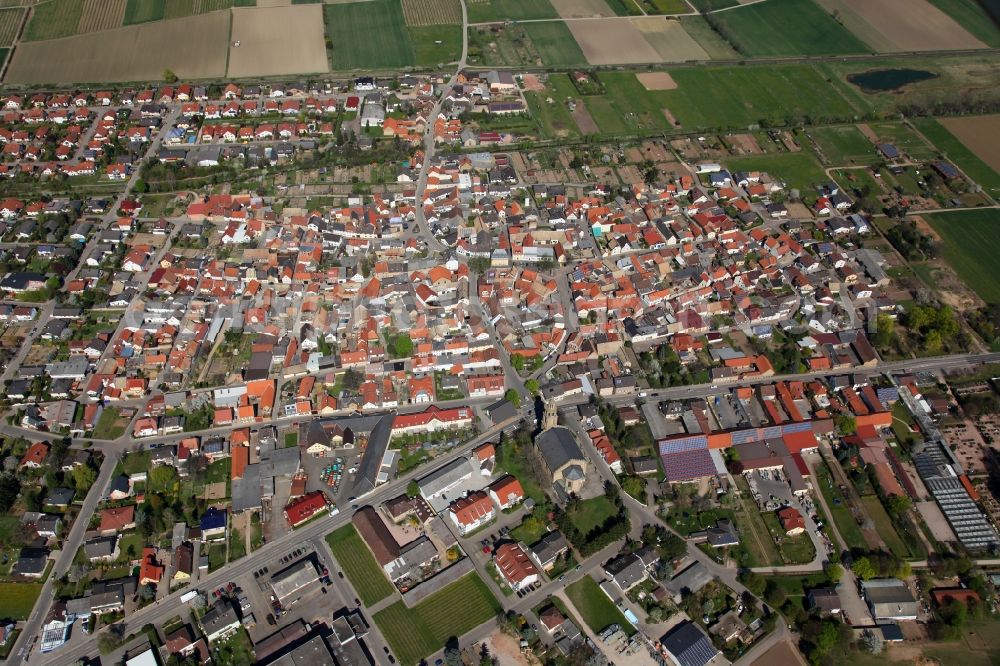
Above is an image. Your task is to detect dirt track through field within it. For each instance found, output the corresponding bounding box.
[228,5,329,77]
[938,115,1000,174]
[817,0,986,52]
[5,10,229,83]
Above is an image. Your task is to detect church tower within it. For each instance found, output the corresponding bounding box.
[541,397,558,431]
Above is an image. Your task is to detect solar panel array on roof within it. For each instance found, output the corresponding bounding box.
[761,425,782,439]
[661,448,716,482]
[658,435,707,455]
[731,429,758,445]
[783,421,812,434]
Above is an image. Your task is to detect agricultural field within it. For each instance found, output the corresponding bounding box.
[859,495,909,559]
[565,575,636,636]
[123,0,165,23]
[466,0,557,23]
[228,5,328,77]
[409,24,462,67]
[521,21,586,67]
[402,0,461,25]
[374,573,501,666]
[707,0,870,57]
[0,582,43,620]
[927,0,1000,47]
[809,125,877,165]
[568,18,661,65]
[815,0,987,52]
[659,64,857,130]
[325,525,395,605]
[677,15,739,59]
[77,0,126,32]
[549,0,613,18]
[324,0,414,69]
[467,22,584,68]
[632,17,709,62]
[7,10,229,82]
[639,0,688,13]
[23,0,83,40]
[571,72,678,135]
[916,116,1000,196]
[604,0,643,15]
[924,209,1000,304]
[0,7,23,45]
[688,0,737,10]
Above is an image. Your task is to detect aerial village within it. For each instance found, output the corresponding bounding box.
[0,69,997,666]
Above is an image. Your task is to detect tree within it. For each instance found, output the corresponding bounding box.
[392,334,413,359]
[443,645,462,666]
[0,473,20,513]
[852,556,876,580]
[504,388,521,408]
[524,379,539,396]
[163,69,178,83]
[836,414,857,435]
[71,464,97,493]
[886,494,911,518]
[765,582,786,607]
[406,480,420,498]
[739,570,766,597]
[511,355,525,373]
[148,465,179,496]
[825,562,843,584]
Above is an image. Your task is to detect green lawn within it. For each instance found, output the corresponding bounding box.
[467,0,558,23]
[867,122,936,160]
[115,532,144,562]
[24,0,83,41]
[926,0,1000,47]
[708,0,870,56]
[326,525,395,606]
[497,442,546,505]
[207,543,226,571]
[325,0,414,70]
[566,495,619,536]
[605,0,644,16]
[123,0,165,23]
[726,151,829,194]
[565,575,636,636]
[410,25,463,67]
[0,582,43,620]
[643,0,688,13]
[924,209,1000,303]
[93,407,125,439]
[660,64,857,130]
[522,21,587,67]
[911,117,1000,196]
[810,125,877,165]
[891,400,920,449]
[524,75,579,139]
[762,572,829,599]
[205,458,230,485]
[374,573,501,666]
[761,512,816,565]
[859,495,910,559]
[815,461,867,551]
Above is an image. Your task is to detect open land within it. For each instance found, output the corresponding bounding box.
[374,573,501,666]
[324,0,413,70]
[816,0,986,52]
[228,5,328,77]
[467,0,557,23]
[521,21,587,67]
[6,10,230,83]
[923,209,1000,304]
[636,72,677,90]
[678,15,739,59]
[709,0,871,57]
[550,0,614,18]
[0,582,44,621]
[631,17,710,62]
[325,525,396,605]
[809,125,877,164]
[925,115,1000,195]
[568,18,662,65]
[927,0,1000,47]
[564,576,636,636]
[23,0,83,41]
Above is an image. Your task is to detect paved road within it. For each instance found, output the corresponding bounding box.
[14,453,118,663]
[39,409,528,666]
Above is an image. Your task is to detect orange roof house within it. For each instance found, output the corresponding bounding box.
[139,547,165,585]
[99,505,136,534]
[20,442,49,468]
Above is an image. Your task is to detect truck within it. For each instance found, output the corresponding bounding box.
[180,590,199,604]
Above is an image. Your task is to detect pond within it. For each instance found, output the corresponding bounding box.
[847,68,937,93]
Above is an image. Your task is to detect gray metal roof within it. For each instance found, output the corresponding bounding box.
[536,427,584,474]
